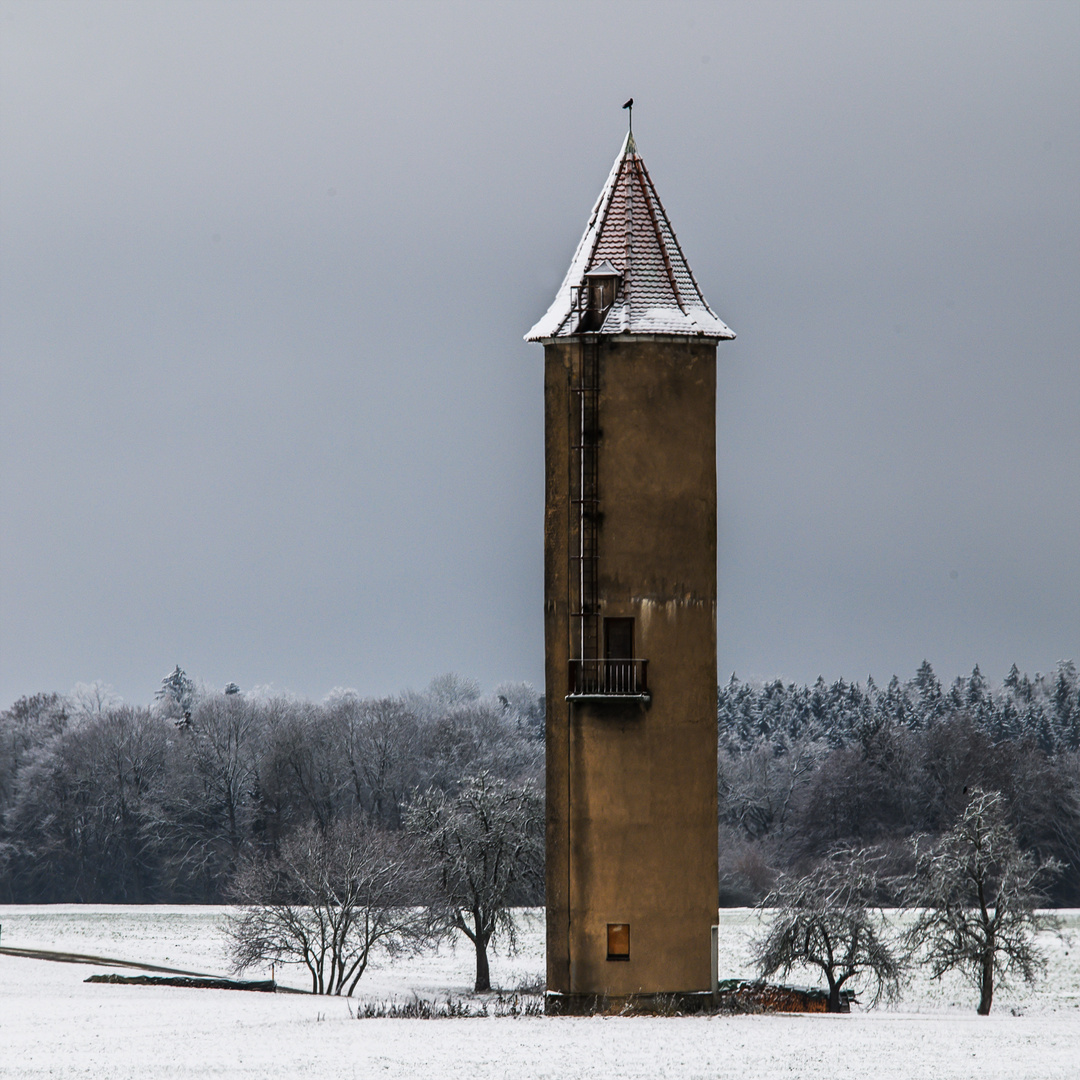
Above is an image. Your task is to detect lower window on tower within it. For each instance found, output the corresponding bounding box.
[606,923,630,961]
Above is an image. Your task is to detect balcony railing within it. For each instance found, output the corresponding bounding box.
[567,659,649,701]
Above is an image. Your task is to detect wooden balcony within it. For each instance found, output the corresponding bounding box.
[567,659,650,702]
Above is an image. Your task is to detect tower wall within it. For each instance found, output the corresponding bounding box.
[545,333,719,1000]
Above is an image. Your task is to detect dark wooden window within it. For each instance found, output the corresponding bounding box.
[607,923,630,961]
[604,618,634,659]
[588,277,618,311]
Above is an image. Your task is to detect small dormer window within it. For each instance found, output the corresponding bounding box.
[583,260,621,313]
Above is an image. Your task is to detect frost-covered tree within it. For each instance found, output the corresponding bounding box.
[329,695,420,828]
[0,693,69,813]
[753,847,904,1012]
[493,681,545,739]
[405,672,481,720]
[155,665,197,717]
[69,681,122,717]
[5,706,169,902]
[257,704,344,835]
[718,731,824,841]
[405,771,543,992]
[905,788,1061,1015]
[1050,660,1079,751]
[154,693,261,894]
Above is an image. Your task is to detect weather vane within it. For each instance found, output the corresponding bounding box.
[623,98,633,134]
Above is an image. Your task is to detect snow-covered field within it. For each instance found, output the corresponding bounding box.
[1,906,1077,1079]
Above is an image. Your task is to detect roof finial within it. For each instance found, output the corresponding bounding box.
[622,98,634,135]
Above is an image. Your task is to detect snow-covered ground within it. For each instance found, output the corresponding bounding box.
[1,906,1077,1079]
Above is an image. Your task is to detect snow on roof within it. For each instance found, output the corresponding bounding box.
[583,260,620,278]
[525,131,735,342]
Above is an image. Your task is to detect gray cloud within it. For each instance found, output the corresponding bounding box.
[2,0,1077,704]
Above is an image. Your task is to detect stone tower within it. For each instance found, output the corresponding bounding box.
[526,130,734,1010]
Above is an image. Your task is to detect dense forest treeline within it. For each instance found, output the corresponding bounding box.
[0,673,543,904]
[717,660,1080,905]
[1,661,1078,905]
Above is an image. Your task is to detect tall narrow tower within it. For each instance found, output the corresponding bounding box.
[526,130,734,1010]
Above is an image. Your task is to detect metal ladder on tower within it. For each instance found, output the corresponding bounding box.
[570,332,601,693]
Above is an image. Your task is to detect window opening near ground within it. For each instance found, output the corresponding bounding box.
[607,923,630,960]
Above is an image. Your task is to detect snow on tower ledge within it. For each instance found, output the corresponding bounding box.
[526,132,735,342]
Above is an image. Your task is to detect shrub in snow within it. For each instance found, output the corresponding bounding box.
[227,819,431,996]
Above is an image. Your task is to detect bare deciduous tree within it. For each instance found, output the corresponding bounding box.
[258,706,346,835]
[904,788,1061,1015]
[228,819,429,996]
[5,706,169,902]
[331,695,420,828]
[154,693,260,895]
[69,681,123,717]
[754,846,905,1012]
[0,693,69,813]
[405,771,543,992]
[718,732,823,840]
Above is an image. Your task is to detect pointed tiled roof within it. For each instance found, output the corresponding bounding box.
[526,132,735,341]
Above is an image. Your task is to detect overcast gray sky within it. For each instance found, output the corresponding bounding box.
[2,0,1077,707]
